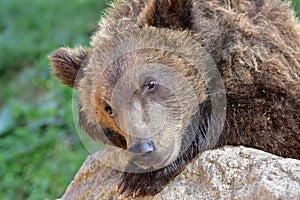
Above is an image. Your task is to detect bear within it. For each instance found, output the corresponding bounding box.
[49,0,300,198]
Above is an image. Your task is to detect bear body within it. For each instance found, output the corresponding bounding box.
[50,0,300,198]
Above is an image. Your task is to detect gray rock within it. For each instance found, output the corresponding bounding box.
[61,146,300,200]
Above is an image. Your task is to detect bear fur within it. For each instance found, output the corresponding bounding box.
[50,0,300,198]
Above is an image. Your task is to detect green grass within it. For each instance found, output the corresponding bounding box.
[0,0,112,199]
[0,0,299,199]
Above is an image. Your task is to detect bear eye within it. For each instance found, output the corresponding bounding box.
[145,80,157,91]
[104,105,113,116]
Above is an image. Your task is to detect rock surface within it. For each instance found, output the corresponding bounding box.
[61,146,300,200]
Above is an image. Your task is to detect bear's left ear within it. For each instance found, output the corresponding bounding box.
[49,47,90,88]
[138,0,192,30]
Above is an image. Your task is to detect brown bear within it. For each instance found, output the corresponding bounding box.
[49,0,300,198]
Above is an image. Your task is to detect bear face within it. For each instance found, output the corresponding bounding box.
[50,0,300,198]
[50,23,227,196]
[74,25,224,171]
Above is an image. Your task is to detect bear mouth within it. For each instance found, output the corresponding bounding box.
[129,146,174,170]
[152,148,173,169]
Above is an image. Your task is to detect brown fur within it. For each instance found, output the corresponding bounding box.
[49,47,90,87]
[137,0,192,29]
[49,0,300,198]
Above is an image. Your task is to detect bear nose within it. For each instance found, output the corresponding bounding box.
[128,141,156,154]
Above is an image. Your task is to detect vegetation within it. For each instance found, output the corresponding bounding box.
[0,0,299,199]
[0,0,111,199]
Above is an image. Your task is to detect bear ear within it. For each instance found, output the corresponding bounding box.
[49,47,90,88]
[138,0,192,29]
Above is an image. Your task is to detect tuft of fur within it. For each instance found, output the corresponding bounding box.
[49,47,90,87]
[137,0,192,29]
[49,0,300,198]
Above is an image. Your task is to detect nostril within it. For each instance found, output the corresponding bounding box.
[128,141,156,154]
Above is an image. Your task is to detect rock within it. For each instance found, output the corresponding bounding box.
[61,146,300,200]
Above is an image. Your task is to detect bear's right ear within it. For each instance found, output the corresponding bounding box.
[138,0,192,29]
[49,47,90,88]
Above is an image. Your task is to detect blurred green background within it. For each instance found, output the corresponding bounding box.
[0,0,299,199]
[0,0,112,199]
